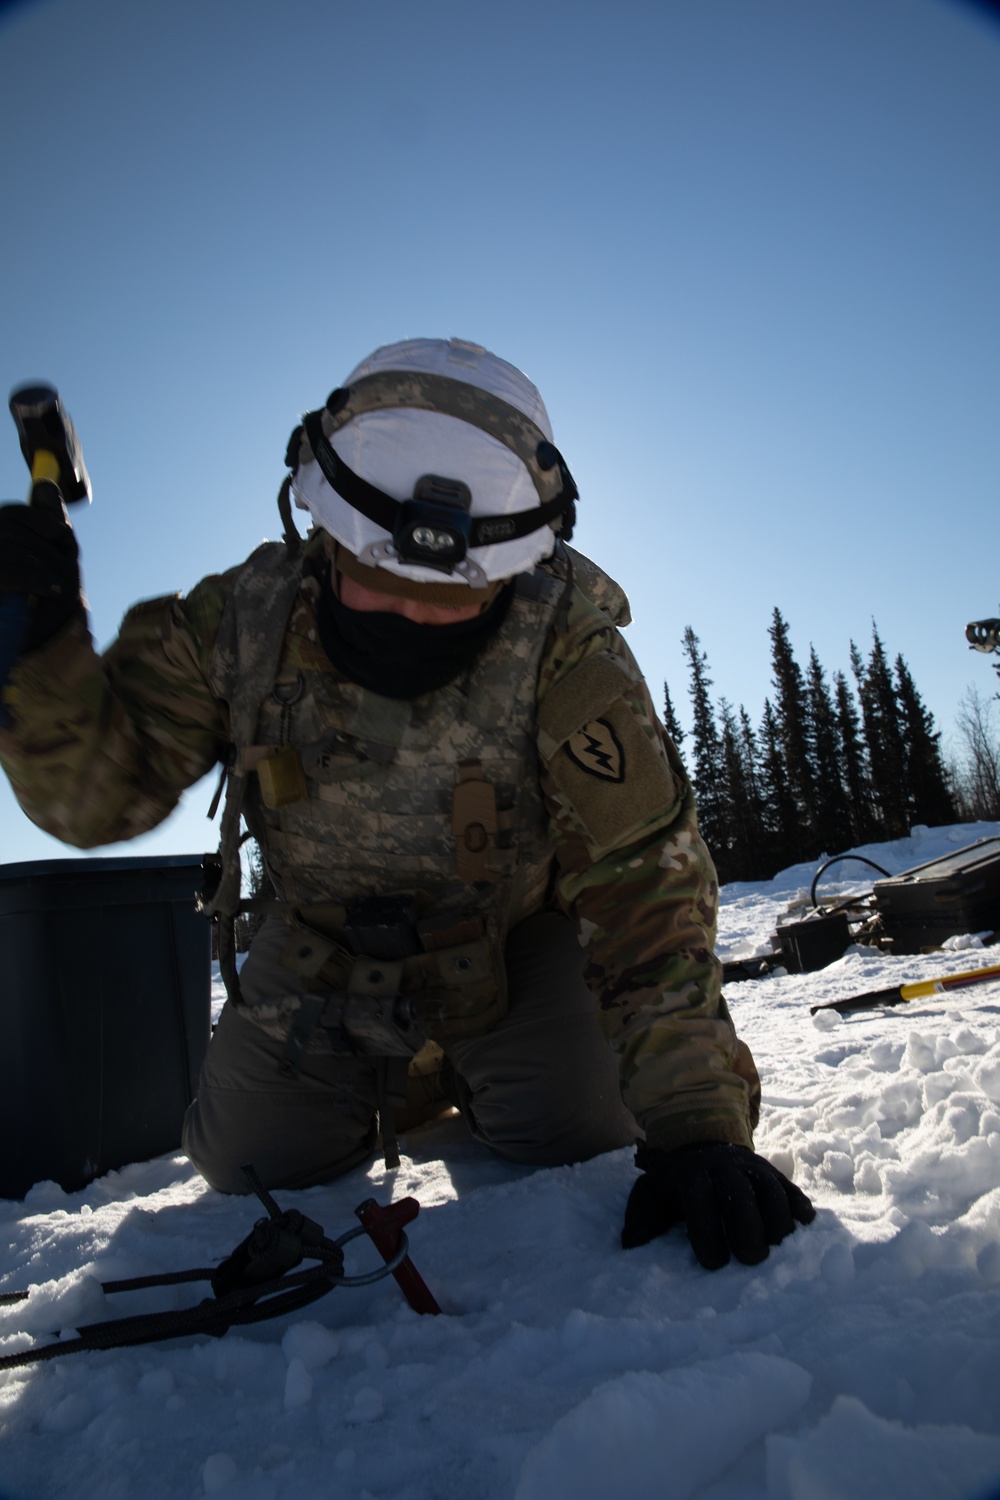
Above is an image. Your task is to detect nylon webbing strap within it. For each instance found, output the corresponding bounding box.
[325,370,558,498]
[302,410,574,549]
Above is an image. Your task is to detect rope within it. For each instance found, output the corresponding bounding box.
[0,1166,410,1371]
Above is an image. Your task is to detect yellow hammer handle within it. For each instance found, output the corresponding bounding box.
[30,450,61,485]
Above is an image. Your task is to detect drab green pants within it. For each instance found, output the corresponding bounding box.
[182,911,638,1193]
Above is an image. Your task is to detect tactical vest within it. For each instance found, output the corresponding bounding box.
[205,538,628,1048]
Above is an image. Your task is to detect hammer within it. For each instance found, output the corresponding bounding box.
[0,383,91,728]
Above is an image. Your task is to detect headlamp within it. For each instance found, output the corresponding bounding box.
[394,475,472,573]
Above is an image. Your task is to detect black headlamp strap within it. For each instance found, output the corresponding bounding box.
[302,409,398,534]
[298,409,577,549]
[469,476,575,547]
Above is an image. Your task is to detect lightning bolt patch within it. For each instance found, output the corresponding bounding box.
[566,718,626,783]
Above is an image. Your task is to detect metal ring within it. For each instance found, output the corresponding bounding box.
[272,672,305,707]
[331,1224,410,1287]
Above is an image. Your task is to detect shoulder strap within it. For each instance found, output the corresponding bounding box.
[211,541,306,742]
[204,544,305,951]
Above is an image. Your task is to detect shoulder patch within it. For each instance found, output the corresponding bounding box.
[566,718,625,783]
[546,698,679,856]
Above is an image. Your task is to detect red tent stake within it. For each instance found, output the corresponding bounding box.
[355,1197,442,1315]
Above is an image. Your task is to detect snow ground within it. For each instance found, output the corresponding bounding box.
[2,824,1000,1500]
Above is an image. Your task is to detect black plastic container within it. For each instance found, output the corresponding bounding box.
[873,837,1000,954]
[775,911,852,973]
[0,854,211,1199]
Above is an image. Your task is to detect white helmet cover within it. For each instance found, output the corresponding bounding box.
[290,338,574,588]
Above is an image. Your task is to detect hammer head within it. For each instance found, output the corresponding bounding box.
[8,383,91,506]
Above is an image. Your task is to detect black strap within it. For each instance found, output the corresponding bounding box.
[301,411,576,549]
[216,911,244,1008]
[0,1167,408,1371]
[374,1056,410,1171]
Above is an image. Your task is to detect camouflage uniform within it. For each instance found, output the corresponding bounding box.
[0,531,760,1186]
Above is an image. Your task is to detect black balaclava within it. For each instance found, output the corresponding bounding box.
[317,571,514,700]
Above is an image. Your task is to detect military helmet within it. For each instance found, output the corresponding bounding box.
[287,337,577,589]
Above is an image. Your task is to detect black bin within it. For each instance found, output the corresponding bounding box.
[775,911,851,973]
[0,854,211,1199]
[873,837,1000,954]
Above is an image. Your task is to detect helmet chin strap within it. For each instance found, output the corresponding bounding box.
[275,474,302,551]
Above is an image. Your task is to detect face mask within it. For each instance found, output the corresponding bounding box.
[317,573,514,699]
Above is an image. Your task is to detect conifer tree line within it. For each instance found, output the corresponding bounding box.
[665,609,957,885]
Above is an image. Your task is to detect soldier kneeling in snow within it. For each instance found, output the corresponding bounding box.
[0,338,814,1269]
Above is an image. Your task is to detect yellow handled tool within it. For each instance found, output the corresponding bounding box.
[811,961,1000,1016]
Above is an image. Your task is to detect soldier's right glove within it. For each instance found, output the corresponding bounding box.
[0,503,83,652]
[621,1141,815,1269]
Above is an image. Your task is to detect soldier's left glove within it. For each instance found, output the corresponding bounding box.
[621,1141,815,1270]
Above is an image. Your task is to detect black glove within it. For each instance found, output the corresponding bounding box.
[0,503,82,652]
[622,1141,816,1270]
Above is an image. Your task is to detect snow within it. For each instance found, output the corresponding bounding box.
[3,823,1000,1500]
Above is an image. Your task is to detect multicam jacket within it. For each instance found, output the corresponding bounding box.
[0,533,759,1153]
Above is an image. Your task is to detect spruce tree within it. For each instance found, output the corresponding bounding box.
[894,653,956,826]
[662,680,685,748]
[739,707,765,824]
[833,668,878,845]
[680,626,729,868]
[859,625,910,838]
[767,608,815,859]
[759,697,798,874]
[718,698,766,881]
[806,646,853,855]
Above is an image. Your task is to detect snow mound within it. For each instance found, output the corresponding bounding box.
[514,1353,811,1500]
[2,823,1000,1498]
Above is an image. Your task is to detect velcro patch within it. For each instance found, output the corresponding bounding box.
[536,651,638,761]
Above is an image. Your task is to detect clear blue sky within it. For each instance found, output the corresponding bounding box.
[1,0,998,867]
